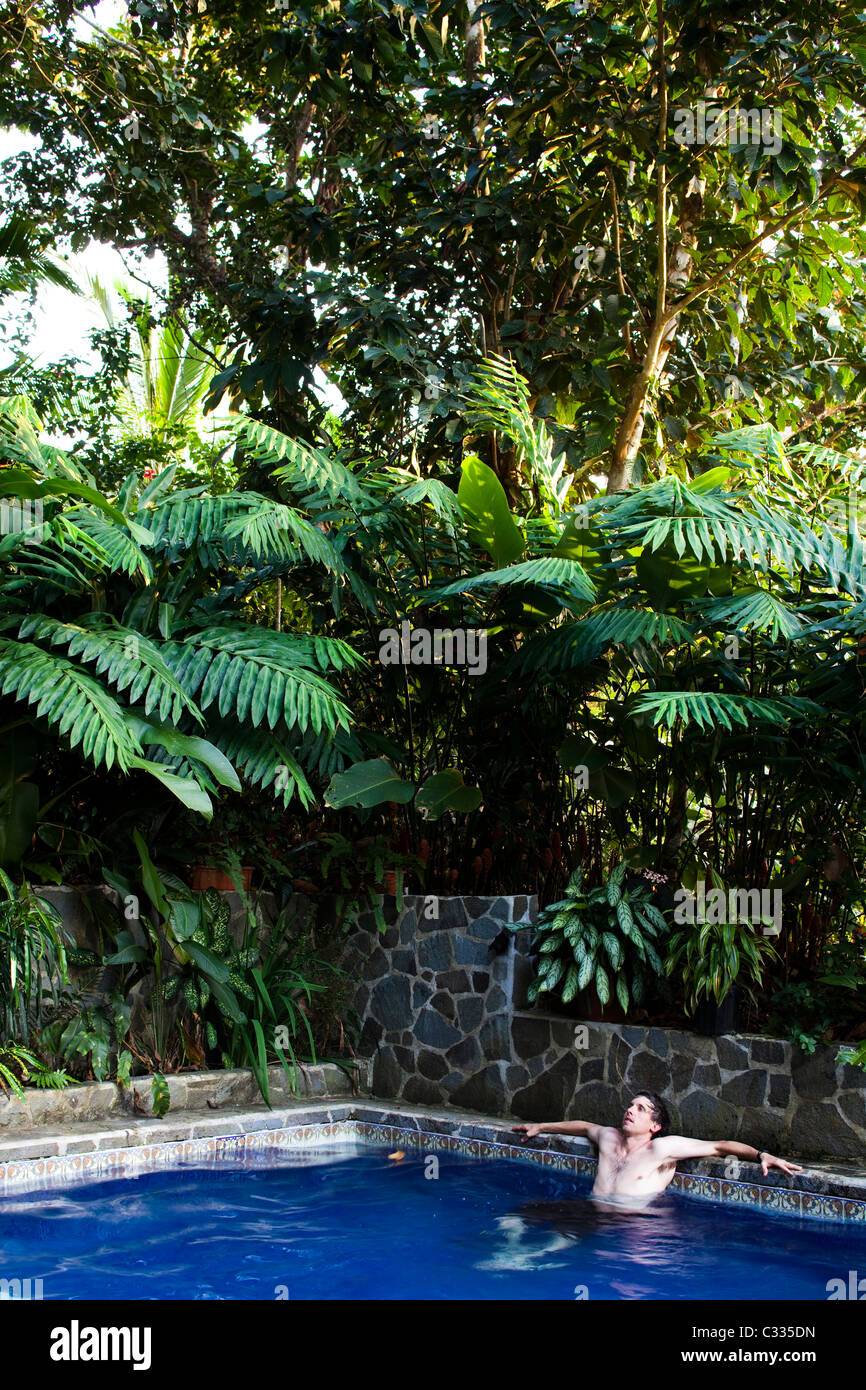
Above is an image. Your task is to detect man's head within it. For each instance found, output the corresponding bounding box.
[623,1092,670,1141]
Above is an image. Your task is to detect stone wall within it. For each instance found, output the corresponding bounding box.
[343,894,866,1160]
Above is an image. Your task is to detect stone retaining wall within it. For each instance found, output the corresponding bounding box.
[343,894,866,1160]
[0,1063,361,1131]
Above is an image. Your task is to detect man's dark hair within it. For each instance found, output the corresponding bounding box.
[633,1092,670,1138]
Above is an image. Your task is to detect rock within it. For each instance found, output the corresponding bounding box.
[360,1016,383,1050]
[671,1052,697,1091]
[647,1028,671,1058]
[487,985,507,1013]
[370,974,412,1031]
[479,1014,510,1062]
[456,995,484,1033]
[838,1090,866,1128]
[362,946,388,982]
[431,990,456,1020]
[510,1053,579,1120]
[768,1074,791,1109]
[625,1050,669,1095]
[440,1071,465,1093]
[402,1075,444,1106]
[446,1035,483,1071]
[750,1038,785,1065]
[372,1046,403,1097]
[720,1071,767,1107]
[414,1009,461,1050]
[472,971,490,993]
[451,1065,507,1113]
[430,897,470,931]
[464,897,494,918]
[678,1090,740,1140]
[439,969,471,993]
[412,979,434,1010]
[716,1038,750,1071]
[511,1014,552,1061]
[789,1102,864,1159]
[564,1080,622,1125]
[606,1033,631,1085]
[506,1063,530,1092]
[790,1047,839,1102]
[453,935,493,966]
[579,1058,604,1082]
[691,1061,720,1089]
[418,1050,448,1081]
[391,948,417,975]
[735,1106,785,1152]
[416,932,453,972]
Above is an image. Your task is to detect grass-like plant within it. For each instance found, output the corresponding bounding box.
[665,916,779,1013]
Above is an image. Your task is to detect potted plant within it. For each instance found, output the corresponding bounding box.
[509,861,669,1018]
[665,917,779,1035]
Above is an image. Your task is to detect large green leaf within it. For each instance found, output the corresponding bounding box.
[324,757,415,809]
[457,454,525,567]
[128,758,214,817]
[415,769,483,819]
[130,717,241,792]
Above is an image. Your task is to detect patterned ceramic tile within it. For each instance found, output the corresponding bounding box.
[802,1194,844,1220]
[760,1187,802,1217]
[722,1181,760,1205]
[0,1109,862,1223]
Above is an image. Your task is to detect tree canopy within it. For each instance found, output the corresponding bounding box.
[2,0,865,491]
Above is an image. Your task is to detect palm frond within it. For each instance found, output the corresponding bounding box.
[632,690,819,732]
[16,615,201,725]
[232,418,367,505]
[696,589,804,641]
[162,626,353,735]
[208,722,315,809]
[434,556,595,603]
[0,638,142,770]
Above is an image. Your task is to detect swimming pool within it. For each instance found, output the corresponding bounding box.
[2,1137,864,1300]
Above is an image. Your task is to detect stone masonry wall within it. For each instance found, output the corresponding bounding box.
[343,894,866,1160]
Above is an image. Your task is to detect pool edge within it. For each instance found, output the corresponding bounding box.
[1,1100,864,1224]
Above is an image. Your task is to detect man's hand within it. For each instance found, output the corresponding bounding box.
[760,1152,803,1176]
[512,1124,543,1141]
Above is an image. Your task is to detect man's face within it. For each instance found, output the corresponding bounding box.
[623,1095,660,1139]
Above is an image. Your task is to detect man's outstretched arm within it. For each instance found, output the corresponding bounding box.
[654,1135,803,1176]
[511,1119,611,1145]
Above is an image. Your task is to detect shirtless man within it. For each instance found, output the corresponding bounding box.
[513,1092,803,1201]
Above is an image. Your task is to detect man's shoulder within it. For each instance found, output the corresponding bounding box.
[651,1134,682,1155]
[595,1125,623,1147]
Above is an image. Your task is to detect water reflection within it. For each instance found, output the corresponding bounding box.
[475,1194,682,1280]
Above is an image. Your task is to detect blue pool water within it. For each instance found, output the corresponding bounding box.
[1,1147,864,1300]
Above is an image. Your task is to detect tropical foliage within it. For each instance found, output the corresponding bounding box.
[511,862,669,1012]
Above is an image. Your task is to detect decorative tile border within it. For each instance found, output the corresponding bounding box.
[1,1106,864,1225]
